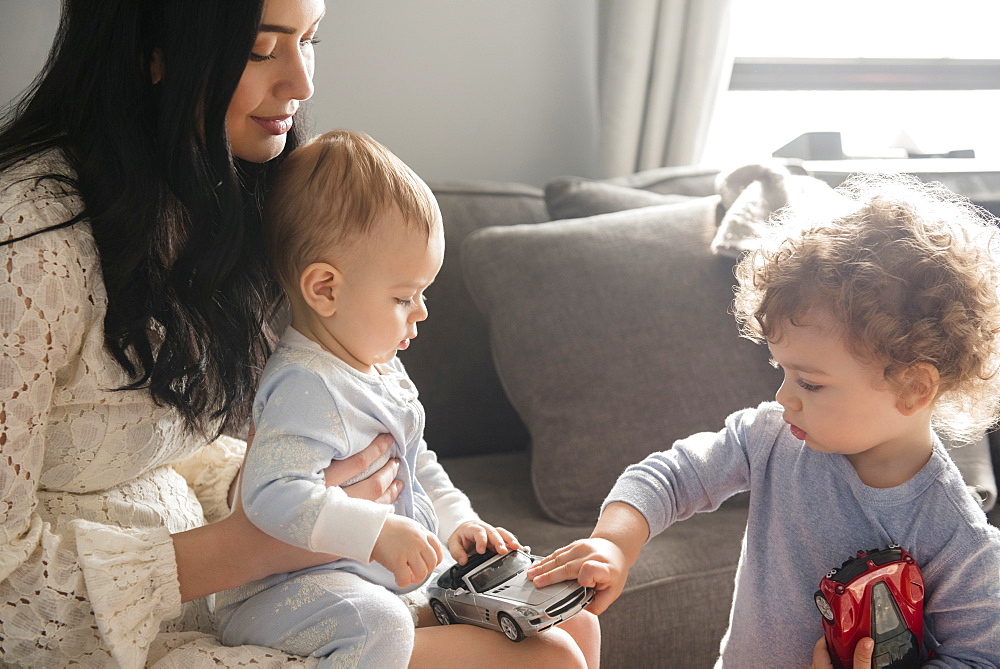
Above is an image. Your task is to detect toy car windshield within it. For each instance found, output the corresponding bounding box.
[468,550,532,592]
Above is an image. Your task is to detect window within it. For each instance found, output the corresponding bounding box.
[702,1,1000,165]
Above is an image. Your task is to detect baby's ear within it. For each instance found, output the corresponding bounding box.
[299,262,342,318]
[895,363,940,416]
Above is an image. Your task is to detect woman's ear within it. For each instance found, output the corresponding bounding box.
[298,262,341,318]
[150,48,165,85]
[895,363,940,416]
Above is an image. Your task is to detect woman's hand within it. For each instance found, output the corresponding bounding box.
[332,434,403,503]
[809,636,873,669]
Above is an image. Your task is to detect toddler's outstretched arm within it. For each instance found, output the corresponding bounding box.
[527,501,649,614]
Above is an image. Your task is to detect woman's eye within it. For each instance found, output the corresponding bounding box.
[249,40,276,62]
[797,379,822,392]
[395,298,413,307]
[301,37,321,47]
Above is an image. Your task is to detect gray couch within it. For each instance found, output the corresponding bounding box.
[401,165,1000,667]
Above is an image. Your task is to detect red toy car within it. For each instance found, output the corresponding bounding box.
[814,546,924,669]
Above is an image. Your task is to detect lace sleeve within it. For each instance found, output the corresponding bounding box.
[0,211,181,665]
[148,634,318,668]
[171,435,247,523]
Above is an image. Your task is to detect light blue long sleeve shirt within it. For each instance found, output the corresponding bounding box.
[606,402,1000,667]
[238,329,477,594]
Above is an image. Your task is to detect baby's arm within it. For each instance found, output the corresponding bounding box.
[413,440,521,563]
[413,440,477,537]
[527,502,649,614]
[242,364,391,562]
[371,514,444,588]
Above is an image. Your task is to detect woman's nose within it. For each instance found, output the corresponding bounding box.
[278,50,315,102]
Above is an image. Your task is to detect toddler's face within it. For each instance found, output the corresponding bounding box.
[767,310,919,466]
[322,209,444,372]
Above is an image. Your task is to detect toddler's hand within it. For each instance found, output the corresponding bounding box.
[526,537,629,614]
[371,514,444,588]
[809,636,873,669]
[447,520,522,565]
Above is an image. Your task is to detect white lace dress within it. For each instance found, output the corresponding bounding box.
[0,151,317,668]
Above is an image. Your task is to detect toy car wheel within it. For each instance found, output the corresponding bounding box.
[814,590,834,622]
[430,600,453,626]
[498,612,524,642]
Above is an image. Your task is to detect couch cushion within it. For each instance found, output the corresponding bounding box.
[545,176,694,221]
[710,163,837,258]
[462,198,781,524]
[443,451,748,667]
[602,164,721,196]
[403,181,547,458]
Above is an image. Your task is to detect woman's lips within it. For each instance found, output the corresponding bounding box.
[251,115,293,135]
[398,339,410,351]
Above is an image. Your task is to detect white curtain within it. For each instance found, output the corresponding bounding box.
[597,0,734,176]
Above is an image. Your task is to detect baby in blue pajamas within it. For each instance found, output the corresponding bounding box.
[217,130,521,667]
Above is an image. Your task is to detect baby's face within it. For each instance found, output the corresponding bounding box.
[323,209,444,372]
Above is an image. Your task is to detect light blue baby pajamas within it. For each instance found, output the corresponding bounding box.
[217,329,478,668]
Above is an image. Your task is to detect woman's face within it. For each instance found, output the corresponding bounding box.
[227,0,325,163]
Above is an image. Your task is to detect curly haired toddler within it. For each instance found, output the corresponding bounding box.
[528,174,1000,666]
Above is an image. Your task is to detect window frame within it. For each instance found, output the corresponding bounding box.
[729,57,1000,91]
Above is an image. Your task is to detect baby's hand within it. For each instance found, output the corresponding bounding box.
[447,520,522,565]
[371,514,444,588]
[526,538,629,614]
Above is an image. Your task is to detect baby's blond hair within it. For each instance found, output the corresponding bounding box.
[264,129,441,293]
[734,174,1000,442]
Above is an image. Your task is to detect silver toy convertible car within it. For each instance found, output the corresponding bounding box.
[427,548,595,642]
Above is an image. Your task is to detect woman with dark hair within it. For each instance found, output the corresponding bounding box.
[0,1,599,666]
[1,0,388,664]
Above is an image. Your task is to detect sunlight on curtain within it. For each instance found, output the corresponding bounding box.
[597,0,733,177]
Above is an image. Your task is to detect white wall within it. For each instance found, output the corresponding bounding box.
[0,0,600,187]
[0,1,62,112]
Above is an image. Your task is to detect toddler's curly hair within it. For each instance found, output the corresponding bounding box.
[734,174,1000,443]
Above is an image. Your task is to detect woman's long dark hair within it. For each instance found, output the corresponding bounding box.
[0,0,298,437]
